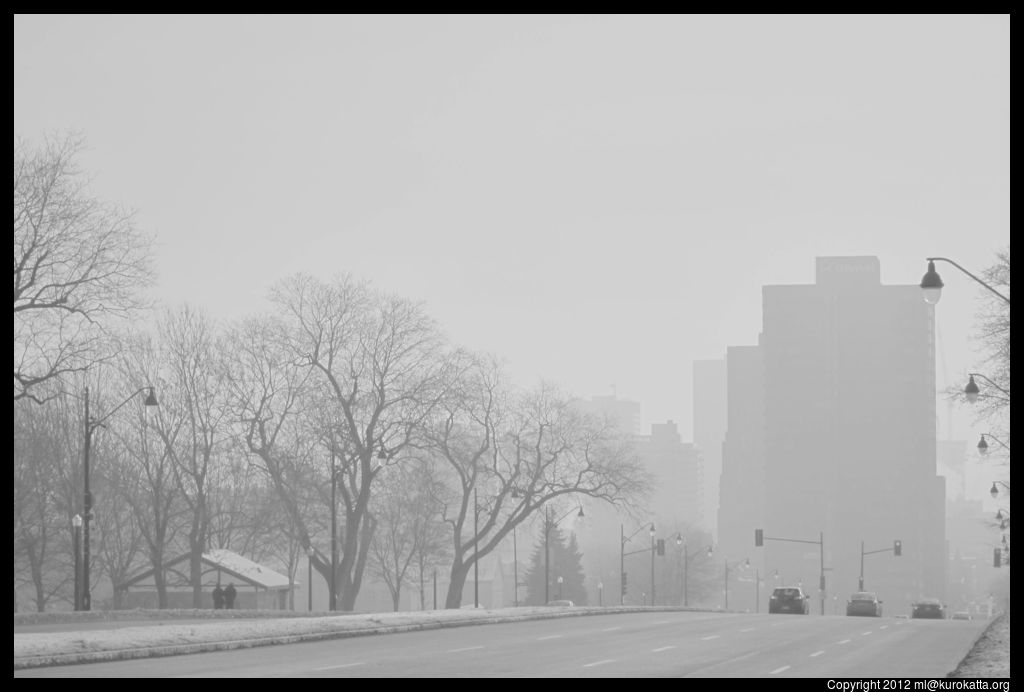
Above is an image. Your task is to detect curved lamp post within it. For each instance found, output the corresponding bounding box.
[978,433,1010,456]
[620,521,655,605]
[72,514,83,611]
[964,374,1010,404]
[544,505,584,604]
[920,258,1010,306]
[990,480,1010,499]
[81,386,158,611]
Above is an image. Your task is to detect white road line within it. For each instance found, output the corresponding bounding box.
[583,659,615,668]
[314,662,366,671]
[769,665,791,675]
[446,646,485,653]
[655,620,670,624]
[701,635,720,640]
[810,651,825,658]
[862,631,872,636]
[601,626,622,632]
[838,639,851,644]
[652,646,676,653]
[537,635,563,641]
[740,627,755,632]
[880,625,888,629]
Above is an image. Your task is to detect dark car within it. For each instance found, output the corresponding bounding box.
[911,598,946,619]
[769,586,810,614]
[846,592,883,617]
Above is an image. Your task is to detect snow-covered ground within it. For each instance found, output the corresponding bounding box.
[948,610,1010,678]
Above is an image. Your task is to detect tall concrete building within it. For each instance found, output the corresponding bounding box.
[717,257,946,616]
[693,360,727,541]
[639,420,703,529]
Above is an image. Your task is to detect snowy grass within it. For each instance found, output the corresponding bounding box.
[948,610,1010,679]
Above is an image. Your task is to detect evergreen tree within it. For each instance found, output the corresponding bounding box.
[523,522,587,604]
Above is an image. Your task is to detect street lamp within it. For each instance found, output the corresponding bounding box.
[920,258,1010,306]
[620,521,655,605]
[978,434,1010,456]
[676,533,710,607]
[71,514,82,611]
[598,581,603,606]
[545,505,584,604]
[963,374,1010,404]
[81,385,158,611]
[557,575,563,600]
[307,545,314,611]
[859,539,902,591]
[990,480,1010,499]
[649,524,656,606]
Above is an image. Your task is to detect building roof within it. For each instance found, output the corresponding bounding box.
[118,548,293,591]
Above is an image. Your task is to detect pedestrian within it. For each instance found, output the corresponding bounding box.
[212,583,224,610]
[224,582,237,610]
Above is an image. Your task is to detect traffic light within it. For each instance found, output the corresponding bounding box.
[656,539,665,556]
[755,529,763,547]
[994,548,1002,568]
[893,540,902,556]
[621,572,628,595]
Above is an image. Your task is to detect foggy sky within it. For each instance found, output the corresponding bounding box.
[14,14,1009,451]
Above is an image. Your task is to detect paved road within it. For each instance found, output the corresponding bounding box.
[15,611,986,678]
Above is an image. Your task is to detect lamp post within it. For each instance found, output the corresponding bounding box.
[598,581,603,606]
[81,385,158,611]
[620,522,655,605]
[990,480,1010,499]
[649,524,656,606]
[964,374,1010,404]
[557,575,563,600]
[71,514,82,611]
[677,535,711,608]
[920,258,1010,305]
[978,434,1010,456]
[859,539,901,591]
[306,545,314,611]
[545,505,584,604]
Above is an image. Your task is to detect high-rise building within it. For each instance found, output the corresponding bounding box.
[638,420,703,528]
[693,359,726,541]
[718,257,946,616]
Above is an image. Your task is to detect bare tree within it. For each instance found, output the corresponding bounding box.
[267,274,459,611]
[426,360,652,609]
[153,305,234,607]
[14,133,154,404]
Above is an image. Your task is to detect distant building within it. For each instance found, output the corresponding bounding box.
[693,359,727,541]
[717,257,946,616]
[638,420,703,528]
[574,394,642,436]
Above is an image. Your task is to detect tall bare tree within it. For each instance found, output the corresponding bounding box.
[14,133,154,404]
[425,360,652,609]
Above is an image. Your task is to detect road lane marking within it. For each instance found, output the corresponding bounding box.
[810,651,825,657]
[583,659,615,668]
[315,663,366,671]
[862,631,872,636]
[769,665,791,675]
[880,625,888,629]
[537,635,563,641]
[655,620,670,624]
[653,646,676,652]
[701,635,720,640]
[740,627,755,632]
[446,646,484,653]
[600,626,622,632]
[838,639,851,644]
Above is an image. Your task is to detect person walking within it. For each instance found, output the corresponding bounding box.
[224,582,237,610]
[212,584,224,610]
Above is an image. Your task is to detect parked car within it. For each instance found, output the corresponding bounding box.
[911,598,946,619]
[768,586,810,614]
[545,599,574,607]
[951,611,972,621]
[846,592,883,617]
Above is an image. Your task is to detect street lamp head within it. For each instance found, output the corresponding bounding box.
[306,545,315,558]
[920,259,944,304]
[377,446,388,460]
[978,435,990,455]
[577,506,585,519]
[745,558,750,567]
[557,576,563,584]
[996,509,1005,520]
[144,387,159,407]
[676,533,683,547]
[649,523,655,537]
[72,514,82,528]
[990,482,999,499]
[706,545,714,556]
[964,375,980,404]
